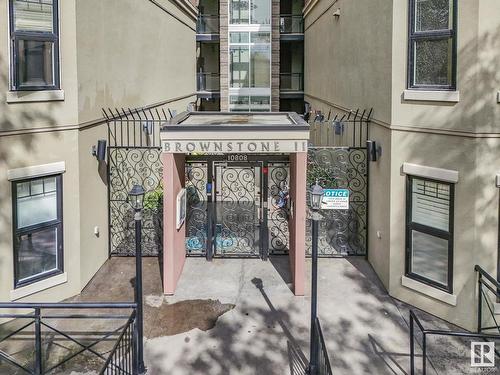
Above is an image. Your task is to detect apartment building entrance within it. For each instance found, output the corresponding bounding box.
[185,156,290,260]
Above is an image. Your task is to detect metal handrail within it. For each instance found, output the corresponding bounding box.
[99,311,136,375]
[314,317,333,375]
[0,302,137,375]
[409,309,500,375]
[475,265,500,335]
[475,265,500,296]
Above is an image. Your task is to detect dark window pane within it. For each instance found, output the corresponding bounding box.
[17,39,55,88]
[415,0,452,32]
[411,178,450,231]
[411,230,448,285]
[13,0,54,32]
[230,0,249,24]
[414,38,452,86]
[16,226,59,282]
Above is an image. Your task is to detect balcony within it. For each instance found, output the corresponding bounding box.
[280,15,304,39]
[280,72,303,92]
[197,72,220,98]
[196,15,220,41]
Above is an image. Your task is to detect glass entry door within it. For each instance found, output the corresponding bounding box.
[213,162,262,257]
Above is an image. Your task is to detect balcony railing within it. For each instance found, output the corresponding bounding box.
[280,73,303,91]
[197,15,219,34]
[280,15,304,34]
[197,72,220,92]
[0,302,137,375]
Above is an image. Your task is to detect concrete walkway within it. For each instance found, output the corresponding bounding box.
[144,257,413,375]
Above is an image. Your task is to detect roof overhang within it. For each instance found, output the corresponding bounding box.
[160,111,310,154]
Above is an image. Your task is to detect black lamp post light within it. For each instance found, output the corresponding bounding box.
[128,184,146,374]
[308,180,324,375]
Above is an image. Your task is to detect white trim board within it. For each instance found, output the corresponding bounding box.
[10,273,68,301]
[402,163,459,183]
[8,162,66,181]
[403,90,459,103]
[401,276,457,306]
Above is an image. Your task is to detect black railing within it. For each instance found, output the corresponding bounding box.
[280,72,303,91]
[311,318,333,375]
[100,311,136,374]
[409,309,500,375]
[280,15,304,33]
[475,265,500,334]
[197,72,220,92]
[197,15,219,34]
[0,302,137,375]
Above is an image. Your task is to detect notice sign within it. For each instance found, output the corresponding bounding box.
[321,189,349,210]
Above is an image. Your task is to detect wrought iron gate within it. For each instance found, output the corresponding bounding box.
[185,158,290,258]
[305,108,371,256]
[104,108,167,256]
[215,163,260,257]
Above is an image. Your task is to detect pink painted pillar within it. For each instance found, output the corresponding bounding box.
[289,152,307,296]
[162,153,186,295]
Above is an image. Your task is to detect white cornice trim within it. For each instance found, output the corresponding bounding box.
[8,162,66,181]
[402,162,459,183]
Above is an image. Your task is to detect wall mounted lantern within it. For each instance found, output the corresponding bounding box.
[92,139,107,161]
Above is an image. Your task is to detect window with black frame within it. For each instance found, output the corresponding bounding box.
[9,0,60,91]
[406,176,454,293]
[13,175,63,288]
[408,0,457,90]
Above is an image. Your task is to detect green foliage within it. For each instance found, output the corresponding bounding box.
[306,164,338,189]
[144,187,163,211]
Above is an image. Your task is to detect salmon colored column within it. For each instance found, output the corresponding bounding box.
[289,152,307,296]
[162,153,186,295]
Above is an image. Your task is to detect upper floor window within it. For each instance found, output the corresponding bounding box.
[9,0,60,91]
[230,0,270,25]
[12,174,63,288]
[408,0,457,90]
[405,176,454,293]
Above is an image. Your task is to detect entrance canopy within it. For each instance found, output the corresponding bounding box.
[160,111,308,297]
[161,112,310,154]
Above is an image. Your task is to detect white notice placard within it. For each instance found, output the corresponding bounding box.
[321,189,349,210]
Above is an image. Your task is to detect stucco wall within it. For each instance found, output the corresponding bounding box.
[0,0,79,131]
[75,0,197,124]
[304,0,393,125]
[0,131,82,305]
[391,0,500,134]
[0,0,197,308]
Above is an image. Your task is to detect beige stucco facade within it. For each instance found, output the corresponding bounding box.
[304,0,500,330]
[0,0,196,311]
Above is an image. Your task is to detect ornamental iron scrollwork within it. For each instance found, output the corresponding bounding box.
[185,163,208,255]
[268,163,290,255]
[108,148,163,256]
[215,165,259,257]
[306,148,368,256]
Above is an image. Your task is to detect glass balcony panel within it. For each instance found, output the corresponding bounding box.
[280,73,303,91]
[279,15,304,34]
[197,15,220,34]
[197,73,221,91]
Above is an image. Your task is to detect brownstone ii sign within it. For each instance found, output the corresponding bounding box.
[162,140,308,153]
[160,112,310,154]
